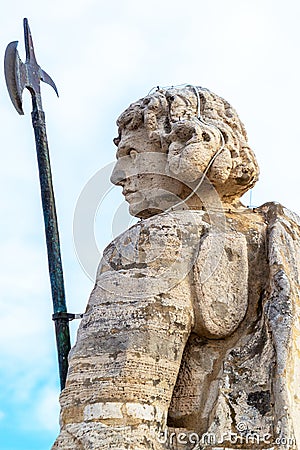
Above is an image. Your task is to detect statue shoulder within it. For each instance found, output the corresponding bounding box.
[101,211,207,269]
[257,201,300,233]
[96,211,209,297]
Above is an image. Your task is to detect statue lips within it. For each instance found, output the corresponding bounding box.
[123,189,143,203]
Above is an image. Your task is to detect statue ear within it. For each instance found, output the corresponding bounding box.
[166,121,220,183]
[207,147,232,185]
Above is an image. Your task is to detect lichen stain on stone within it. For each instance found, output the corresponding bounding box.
[247,390,271,416]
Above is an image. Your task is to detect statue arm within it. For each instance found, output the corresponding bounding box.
[192,231,249,339]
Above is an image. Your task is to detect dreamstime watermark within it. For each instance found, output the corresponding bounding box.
[73,152,227,296]
[157,422,296,449]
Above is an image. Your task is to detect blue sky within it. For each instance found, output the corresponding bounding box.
[1,1,300,449]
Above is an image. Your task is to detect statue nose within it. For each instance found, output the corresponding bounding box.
[110,166,127,186]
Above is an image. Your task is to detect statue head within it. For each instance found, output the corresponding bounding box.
[111,85,259,218]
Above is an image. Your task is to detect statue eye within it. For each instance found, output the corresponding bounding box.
[113,136,120,146]
[129,149,138,160]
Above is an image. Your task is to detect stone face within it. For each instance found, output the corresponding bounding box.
[52,86,300,449]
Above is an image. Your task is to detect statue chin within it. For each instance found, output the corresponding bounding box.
[128,199,164,219]
[127,193,183,219]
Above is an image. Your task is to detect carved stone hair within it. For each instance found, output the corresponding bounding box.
[115,86,259,201]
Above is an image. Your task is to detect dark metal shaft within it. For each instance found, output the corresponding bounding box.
[31,100,71,390]
[4,18,71,390]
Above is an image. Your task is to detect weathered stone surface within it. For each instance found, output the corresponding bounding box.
[52,86,300,449]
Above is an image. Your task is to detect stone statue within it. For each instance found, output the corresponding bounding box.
[52,86,300,449]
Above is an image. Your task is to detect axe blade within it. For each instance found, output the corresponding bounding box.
[39,68,59,97]
[4,41,26,115]
[5,19,58,115]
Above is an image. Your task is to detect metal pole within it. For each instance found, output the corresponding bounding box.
[31,101,71,390]
[4,19,73,390]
